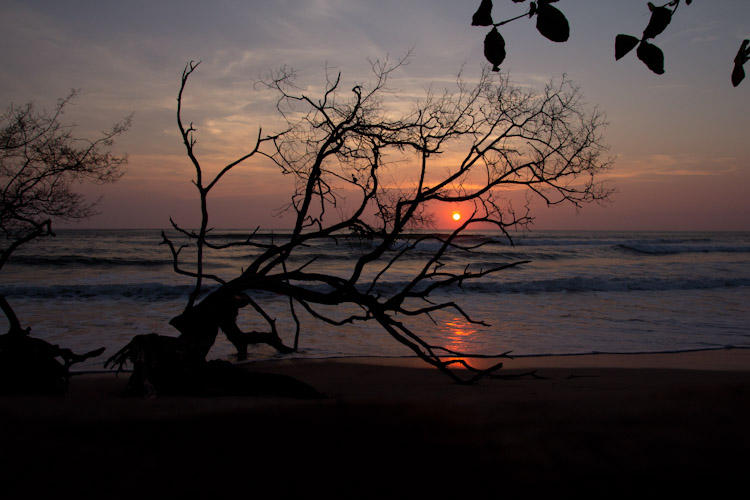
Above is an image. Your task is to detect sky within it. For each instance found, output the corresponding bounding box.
[1,0,749,231]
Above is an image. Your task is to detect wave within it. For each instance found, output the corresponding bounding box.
[277,235,750,261]
[8,274,746,301]
[9,255,175,268]
[358,274,750,295]
[10,241,747,271]
[616,243,750,255]
[20,231,742,271]
[445,276,750,294]
[0,282,194,301]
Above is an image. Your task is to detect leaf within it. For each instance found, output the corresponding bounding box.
[484,27,506,71]
[471,0,493,26]
[732,63,745,87]
[529,2,537,18]
[535,3,569,43]
[643,6,672,40]
[615,34,640,60]
[637,41,665,74]
[734,39,750,66]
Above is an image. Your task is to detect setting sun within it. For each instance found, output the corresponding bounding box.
[452,212,461,221]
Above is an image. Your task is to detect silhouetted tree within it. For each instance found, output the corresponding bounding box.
[0,91,130,393]
[107,56,611,393]
[472,0,748,86]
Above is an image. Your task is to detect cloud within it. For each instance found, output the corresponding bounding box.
[608,153,742,181]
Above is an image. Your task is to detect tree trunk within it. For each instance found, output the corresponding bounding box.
[0,295,26,336]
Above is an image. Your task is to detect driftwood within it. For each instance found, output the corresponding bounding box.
[169,289,294,360]
[104,333,322,399]
[0,329,104,395]
[104,289,320,399]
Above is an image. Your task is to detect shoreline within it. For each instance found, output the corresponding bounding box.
[243,344,750,370]
[3,348,750,497]
[69,345,750,376]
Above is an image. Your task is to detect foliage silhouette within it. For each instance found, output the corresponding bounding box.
[108,56,612,392]
[615,35,641,61]
[636,41,665,75]
[471,0,746,86]
[732,39,750,87]
[535,2,569,43]
[472,0,494,27]
[0,91,129,393]
[615,1,681,75]
[473,0,570,73]
[484,27,507,71]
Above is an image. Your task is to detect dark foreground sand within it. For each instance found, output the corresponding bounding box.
[2,348,750,498]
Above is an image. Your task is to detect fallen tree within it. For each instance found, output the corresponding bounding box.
[107,57,612,394]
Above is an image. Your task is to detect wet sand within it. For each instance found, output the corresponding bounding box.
[2,348,750,498]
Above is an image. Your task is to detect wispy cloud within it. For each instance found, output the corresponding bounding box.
[610,153,742,180]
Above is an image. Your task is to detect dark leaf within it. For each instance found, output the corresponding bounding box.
[484,27,506,71]
[529,2,537,18]
[637,41,665,74]
[472,0,493,26]
[732,63,745,87]
[686,0,692,5]
[734,39,750,66]
[535,3,569,43]
[615,34,640,60]
[643,6,672,40]
[512,0,526,3]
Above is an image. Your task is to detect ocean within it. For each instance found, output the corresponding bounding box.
[1,229,749,371]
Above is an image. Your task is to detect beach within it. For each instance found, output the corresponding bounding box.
[2,348,750,498]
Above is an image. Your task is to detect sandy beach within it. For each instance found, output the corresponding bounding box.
[2,348,750,498]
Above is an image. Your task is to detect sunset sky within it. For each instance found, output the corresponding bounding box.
[2,0,748,231]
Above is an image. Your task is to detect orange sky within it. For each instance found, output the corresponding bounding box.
[2,1,749,231]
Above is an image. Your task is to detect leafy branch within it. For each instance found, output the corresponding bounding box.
[471,0,748,86]
[472,0,570,72]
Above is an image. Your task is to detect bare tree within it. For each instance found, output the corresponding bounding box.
[0,91,130,393]
[108,57,611,394]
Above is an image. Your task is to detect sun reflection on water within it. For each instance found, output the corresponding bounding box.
[441,316,479,353]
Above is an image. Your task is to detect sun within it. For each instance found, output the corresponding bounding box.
[452,212,461,221]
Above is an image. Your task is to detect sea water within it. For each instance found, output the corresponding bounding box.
[1,229,749,371]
